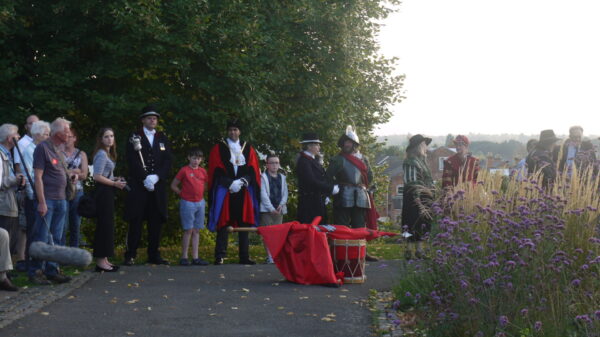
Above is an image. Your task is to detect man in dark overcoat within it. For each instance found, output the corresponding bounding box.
[123,105,172,265]
[207,120,261,265]
[296,133,338,224]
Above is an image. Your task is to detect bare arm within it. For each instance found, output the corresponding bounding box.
[34,168,47,216]
[170,177,181,195]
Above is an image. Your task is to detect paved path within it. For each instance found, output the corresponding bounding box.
[1,260,403,337]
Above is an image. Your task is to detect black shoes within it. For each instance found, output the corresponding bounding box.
[123,257,135,266]
[192,258,209,266]
[0,278,19,291]
[214,257,224,265]
[148,258,169,265]
[95,265,120,272]
[239,259,256,265]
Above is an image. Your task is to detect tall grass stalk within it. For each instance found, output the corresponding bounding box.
[395,165,600,336]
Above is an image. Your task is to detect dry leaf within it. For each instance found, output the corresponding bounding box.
[231,307,238,310]
[126,299,140,304]
[126,332,135,335]
[67,296,75,299]
[110,298,118,304]
[109,280,117,283]
[40,312,49,316]
[163,295,169,299]
[339,295,347,298]
[321,317,335,322]
[286,312,294,315]
[242,288,250,292]
[277,306,285,310]
[209,313,217,316]
[219,274,226,279]
[326,313,336,318]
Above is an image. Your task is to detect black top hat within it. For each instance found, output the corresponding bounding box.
[139,105,160,119]
[300,132,322,144]
[538,129,560,144]
[226,119,242,130]
[407,134,432,150]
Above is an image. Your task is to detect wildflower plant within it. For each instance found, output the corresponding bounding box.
[394,166,600,336]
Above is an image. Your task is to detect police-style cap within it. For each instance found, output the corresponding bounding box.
[140,105,160,119]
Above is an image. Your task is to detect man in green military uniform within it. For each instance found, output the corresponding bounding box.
[326,126,379,261]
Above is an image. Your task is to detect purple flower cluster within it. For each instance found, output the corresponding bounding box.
[395,178,600,335]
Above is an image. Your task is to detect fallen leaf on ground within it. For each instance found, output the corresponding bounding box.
[67,296,75,299]
[163,295,168,299]
[287,312,294,315]
[109,280,117,283]
[126,332,135,335]
[231,307,238,310]
[126,299,140,304]
[339,295,347,298]
[321,317,335,322]
[40,312,49,316]
[242,288,250,292]
[277,306,285,310]
[326,313,336,318]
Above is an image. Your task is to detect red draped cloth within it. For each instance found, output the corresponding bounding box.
[257,217,396,285]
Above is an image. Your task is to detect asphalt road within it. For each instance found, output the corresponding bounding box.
[1,260,403,337]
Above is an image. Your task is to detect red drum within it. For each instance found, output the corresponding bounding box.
[330,239,367,284]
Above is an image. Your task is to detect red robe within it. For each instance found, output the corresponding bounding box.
[207,141,261,231]
[442,154,479,189]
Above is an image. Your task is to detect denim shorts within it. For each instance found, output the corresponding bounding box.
[179,199,206,230]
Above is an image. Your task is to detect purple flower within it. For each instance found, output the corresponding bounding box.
[499,315,509,327]
[392,319,401,326]
[571,279,581,287]
[534,321,542,331]
[392,300,401,310]
[405,291,412,297]
[483,277,495,287]
[520,308,528,316]
[595,310,600,320]
[576,314,592,324]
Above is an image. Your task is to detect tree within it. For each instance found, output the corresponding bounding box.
[1,0,403,240]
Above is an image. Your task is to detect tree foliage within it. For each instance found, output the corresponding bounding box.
[1,0,403,242]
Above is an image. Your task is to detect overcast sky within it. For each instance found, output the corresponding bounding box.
[375,0,600,137]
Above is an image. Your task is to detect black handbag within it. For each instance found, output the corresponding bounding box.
[77,190,97,218]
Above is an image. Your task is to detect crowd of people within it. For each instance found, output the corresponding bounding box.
[0,106,384,291]
[1,107,595,291]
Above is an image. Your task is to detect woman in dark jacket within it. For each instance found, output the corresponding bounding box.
[296,133,338,224]
[92,128,127,272]
[402,135,434,252]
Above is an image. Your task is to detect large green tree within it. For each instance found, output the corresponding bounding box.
[1,0,402,160]
[1,0,403,242]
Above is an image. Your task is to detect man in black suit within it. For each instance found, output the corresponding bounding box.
[123,105,172,265]
[296,133,338,224]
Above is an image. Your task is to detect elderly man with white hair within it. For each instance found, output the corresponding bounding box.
[13,120,50,272]
[27,118,72,285]
[0,123,26,255]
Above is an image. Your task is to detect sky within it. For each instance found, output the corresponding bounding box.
[375,0,600,136]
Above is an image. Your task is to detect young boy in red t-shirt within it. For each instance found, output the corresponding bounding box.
[170,148,209,266]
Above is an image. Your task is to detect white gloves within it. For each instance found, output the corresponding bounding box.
[144,174,159,191]
[332,185,340,195]
[229,179,244,193]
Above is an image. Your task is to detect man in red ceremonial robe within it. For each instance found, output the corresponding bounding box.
[442,135,479,190]
[207,119,260,265]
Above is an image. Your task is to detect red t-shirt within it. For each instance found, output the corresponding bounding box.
[175,165,207,202]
